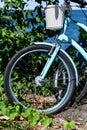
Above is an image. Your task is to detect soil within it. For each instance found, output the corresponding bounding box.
[1,99,87,130]
[51,99,87,130]
[34,99,87,130]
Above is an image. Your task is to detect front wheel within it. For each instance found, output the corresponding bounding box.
[4,44,76,114]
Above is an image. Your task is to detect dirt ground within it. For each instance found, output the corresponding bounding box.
[34,99,87,130]
[50,99,87,130]
[1,99,87,130]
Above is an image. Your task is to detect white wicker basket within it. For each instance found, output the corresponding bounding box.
[45,5,64,30]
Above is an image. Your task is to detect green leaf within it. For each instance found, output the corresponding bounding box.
[21,108,31,118]
[42,116,52,127]
[0,101,6,110]
[64,120,75,130]
[9,112,19,120]
[0,86,3,93]
[28,110,40,126]
[84,117,87,122]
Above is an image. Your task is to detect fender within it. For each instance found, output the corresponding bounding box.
[35,42,78,86]
[76,22,87,32]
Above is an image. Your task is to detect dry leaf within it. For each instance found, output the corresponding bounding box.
[0,116,9,120]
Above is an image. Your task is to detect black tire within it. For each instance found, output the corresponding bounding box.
[66,45,87,102]
[4,44,76,114]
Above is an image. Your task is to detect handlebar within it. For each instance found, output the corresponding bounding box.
[64,0,87,17]
[69,0,87,7]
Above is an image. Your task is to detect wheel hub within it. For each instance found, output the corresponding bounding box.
[35,76,44,86]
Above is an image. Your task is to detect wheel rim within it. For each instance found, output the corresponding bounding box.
[8,48,71,113]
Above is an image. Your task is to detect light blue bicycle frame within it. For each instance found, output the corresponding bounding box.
[35,16,87,87]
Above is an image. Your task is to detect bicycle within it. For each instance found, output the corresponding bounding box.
[4,0,87,114]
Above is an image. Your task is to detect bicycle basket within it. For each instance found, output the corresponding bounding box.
[45,5,64,30]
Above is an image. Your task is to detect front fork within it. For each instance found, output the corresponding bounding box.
[35,42,78,87]
[35,44,60,86]
[41,44,60,79]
